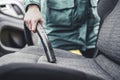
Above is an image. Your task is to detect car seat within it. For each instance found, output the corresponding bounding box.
[0,0,120,80]
[97,0,118,25]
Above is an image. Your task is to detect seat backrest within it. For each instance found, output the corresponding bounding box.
[97,0,118,25]
[97,0,120,64]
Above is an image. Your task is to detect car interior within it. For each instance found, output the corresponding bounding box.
[0,0,26,55]
[0,0,120,80]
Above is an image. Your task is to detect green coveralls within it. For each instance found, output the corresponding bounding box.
[24,0,100,51]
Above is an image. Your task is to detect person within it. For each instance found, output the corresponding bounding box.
[24,0,100,57]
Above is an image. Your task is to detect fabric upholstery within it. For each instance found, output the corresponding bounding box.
[97,0,118,25]
[0,0,120,80]
[0,46,82,66]
[0,47,111,80]
[0,46,114,80]
[0,63,105,80]
[95,54,120,80]
[97,0,120,64]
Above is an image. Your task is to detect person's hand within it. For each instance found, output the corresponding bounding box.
[24,5,43,32]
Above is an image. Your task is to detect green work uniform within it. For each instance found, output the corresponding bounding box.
[24,0,100,51]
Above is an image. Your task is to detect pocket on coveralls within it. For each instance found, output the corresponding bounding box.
[47,0,75,26]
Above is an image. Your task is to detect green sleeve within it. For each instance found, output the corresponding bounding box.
[24,0,41,11]
[86,0,100,49]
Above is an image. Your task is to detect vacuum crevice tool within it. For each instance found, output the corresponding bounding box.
[36,24,56,63]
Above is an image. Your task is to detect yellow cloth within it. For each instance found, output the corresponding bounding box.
[69,50,82,55]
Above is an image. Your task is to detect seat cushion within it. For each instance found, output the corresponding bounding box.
[0,46,112,80]
[95,54,120,80]
[39,56,112,80]
[0,46,82,66]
